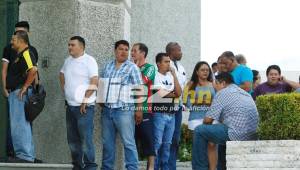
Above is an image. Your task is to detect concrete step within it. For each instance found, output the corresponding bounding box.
[0,162,192,170]
[139,161,192,170]
[0,163,73,170]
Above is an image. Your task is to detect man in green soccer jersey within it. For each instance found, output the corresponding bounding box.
[131,43,156,170]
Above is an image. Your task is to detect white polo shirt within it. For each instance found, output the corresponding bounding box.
[171,60,187,106]
[60,53,98,106]
[170,60,187,90]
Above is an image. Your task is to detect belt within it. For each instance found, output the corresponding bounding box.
[8,85,32,93]
[161,112,175,115]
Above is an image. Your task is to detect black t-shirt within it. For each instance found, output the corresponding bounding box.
[2,44,38,69]
[6,47,37,90]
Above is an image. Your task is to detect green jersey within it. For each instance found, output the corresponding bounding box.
[139,63,156,113]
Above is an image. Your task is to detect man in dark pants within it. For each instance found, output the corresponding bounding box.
[59,36,98,170]
[1,21,39,161]
[131,43,156,170]
[165,42,187,170]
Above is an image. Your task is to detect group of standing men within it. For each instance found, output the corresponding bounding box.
[2,21,188,170]
[59,37,188,170]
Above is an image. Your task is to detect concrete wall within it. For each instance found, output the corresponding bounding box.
[227,140,300,169]
[131,0,201,77]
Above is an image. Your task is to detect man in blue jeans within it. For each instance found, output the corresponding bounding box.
[192,72,258,170]
[2,21,39,161]
[99,40,143,170]
[6,30,37,163]
[60,36,98,170]
[152,53,181,170]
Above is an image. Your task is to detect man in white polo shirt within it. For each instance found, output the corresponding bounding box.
[165,42,187,170]
[59,36,98,170]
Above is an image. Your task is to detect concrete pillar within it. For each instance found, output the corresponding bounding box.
[131,0,201,77]
[19,0,130,168]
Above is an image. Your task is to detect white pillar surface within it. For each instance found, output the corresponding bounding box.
[19,0,129,168]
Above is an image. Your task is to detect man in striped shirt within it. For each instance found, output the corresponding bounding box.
[100,40,143,170]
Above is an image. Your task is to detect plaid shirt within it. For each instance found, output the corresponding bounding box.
[100,59,143,108]
[206,84,259,140]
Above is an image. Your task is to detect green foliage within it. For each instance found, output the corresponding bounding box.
[179,124,193,161]
[256,93,300,140]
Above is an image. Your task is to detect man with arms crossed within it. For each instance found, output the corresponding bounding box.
[153,53,181,170]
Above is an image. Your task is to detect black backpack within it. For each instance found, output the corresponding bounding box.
[24,73,46,122]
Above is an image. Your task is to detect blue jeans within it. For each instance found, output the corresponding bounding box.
[192,124,229,170]
[66,105,97,170]
[153,113,175,170]
[8,89,35,162]
[168,107,182,170]
[101,107,138,170]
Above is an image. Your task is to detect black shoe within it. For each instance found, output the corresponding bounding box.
[34,158,43,163]
[7,157,33,163]
[7,151,15,158]
[0,157,6,162]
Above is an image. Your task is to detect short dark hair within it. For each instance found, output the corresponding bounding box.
[115,40,129,49]
[252,70,259,82]
[133,43,148,58]
[221,51,235,60]
[212,62,218,67]
[215,72,234,84]
[266,65,281,76]
[236,54,246,64]
[14,30,29,44]
[217,55,224,62]
[155,52,168,63]
[70,36,85,48]
[15,21,30,31]
[166,42,179,55]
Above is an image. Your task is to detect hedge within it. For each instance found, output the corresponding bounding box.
[179,124,193,161]
[178,93,300,161]
[256,93,300,140]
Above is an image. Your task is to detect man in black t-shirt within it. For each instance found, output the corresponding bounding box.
[2,21,38,97]
[1,21,38,161]
[5,30,38,163]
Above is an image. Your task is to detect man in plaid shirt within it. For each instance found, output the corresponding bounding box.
[99,40,143,170]
[192,72,259,170]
